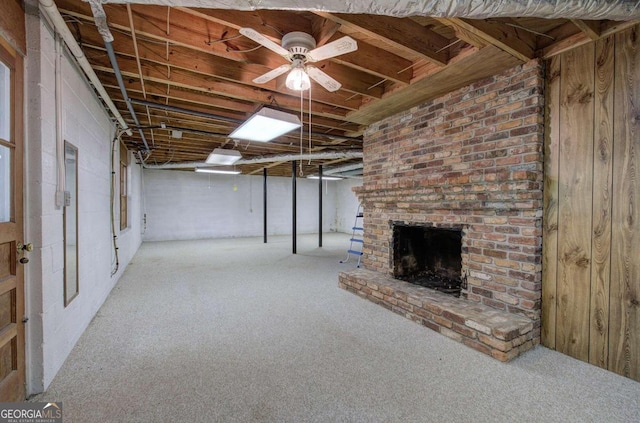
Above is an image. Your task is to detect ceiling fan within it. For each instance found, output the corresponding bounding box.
[240,28,358,92]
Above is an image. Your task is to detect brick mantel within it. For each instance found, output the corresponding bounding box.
[342,60,545,359]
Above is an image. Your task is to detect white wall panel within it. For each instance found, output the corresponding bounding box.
[143,170,342,241]
[24,14,142,394]
[335,179,362,233]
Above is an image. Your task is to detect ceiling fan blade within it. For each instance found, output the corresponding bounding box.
[306,66,342,92]
[239,28,290,57]
[253,64,291,84]
[306,36,358,62]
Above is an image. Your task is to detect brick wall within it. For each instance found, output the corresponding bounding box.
[356,60,544,320]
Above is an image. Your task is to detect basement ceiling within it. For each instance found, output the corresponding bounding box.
[52,0,639,176]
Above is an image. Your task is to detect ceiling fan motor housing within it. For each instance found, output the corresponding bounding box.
[282,32,317,59]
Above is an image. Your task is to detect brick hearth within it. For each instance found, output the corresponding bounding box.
[340,269,535,361]
[340,60,544,361]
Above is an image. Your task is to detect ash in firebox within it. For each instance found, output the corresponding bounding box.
[397,269,461,297]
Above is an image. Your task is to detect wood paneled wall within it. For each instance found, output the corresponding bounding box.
[543,25,639,381]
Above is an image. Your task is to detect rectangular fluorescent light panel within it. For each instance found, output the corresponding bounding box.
[229,107,301,142]
[206,148,242,165]
[307,175,343,180]
[195,167,241,175]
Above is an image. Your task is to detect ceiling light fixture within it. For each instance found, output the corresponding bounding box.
[195,167,241,175]
[286,60,311,91]
[229,107,301,142]
[307,175,343,180]
[206,148,242,165]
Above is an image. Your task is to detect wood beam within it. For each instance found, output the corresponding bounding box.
[56,0,256,63]
[571,19,601,41]
[315,12,450,66]
[436,18,534,63]
[104,80,361,134]
[63,4,383,103]
[67,15,368,110]
[180,8,312,35]
[115,96,362,144]
[181,7,413,84]
[320,33,413,84]
[87,49,359,120]
[541,20,640,59]
[60,0,387,95]
[101,80,253,118]
[346,46,521,125]
[311,15,342,46]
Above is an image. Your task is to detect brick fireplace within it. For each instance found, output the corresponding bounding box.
[339,60,544,361]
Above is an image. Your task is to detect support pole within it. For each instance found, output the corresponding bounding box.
[292,161,297,254]
[263,168,267,244]
[319,165,323,247]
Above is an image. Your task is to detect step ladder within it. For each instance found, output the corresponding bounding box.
[340,204,364,267]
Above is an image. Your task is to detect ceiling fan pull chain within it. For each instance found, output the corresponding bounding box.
[308,84,312,165]
[299,88,304,177]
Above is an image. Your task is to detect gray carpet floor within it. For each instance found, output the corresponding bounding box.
[33,233,640,422]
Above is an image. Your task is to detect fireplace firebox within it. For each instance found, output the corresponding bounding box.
[392,224,464,296]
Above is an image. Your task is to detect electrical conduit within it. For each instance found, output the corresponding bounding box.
[38,0,132,136]
[86,0,150,152]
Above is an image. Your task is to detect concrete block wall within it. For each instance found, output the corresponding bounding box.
[142,169,355,241]
[24,13,141,393]
[334,178,362,234]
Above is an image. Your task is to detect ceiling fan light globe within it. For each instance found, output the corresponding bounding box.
[286,68,311,91]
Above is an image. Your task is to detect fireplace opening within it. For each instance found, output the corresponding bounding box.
[392,224,463,297]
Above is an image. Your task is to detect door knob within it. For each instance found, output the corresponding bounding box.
[19,257,29,264]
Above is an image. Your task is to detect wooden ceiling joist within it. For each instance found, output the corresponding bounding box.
[91,54,356,121]
[435,18,535,63]
[346,46,520,125]
[183,7,414,85]
[59,1,385,99]
[53,0,638,174]
[70,22,365,111]
[571,19,601,40]
[315,12,450,66]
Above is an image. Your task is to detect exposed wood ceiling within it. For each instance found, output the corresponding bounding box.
[53,0,638,176]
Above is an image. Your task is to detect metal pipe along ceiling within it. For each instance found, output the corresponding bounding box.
[96,0,640,21]
[87,0,151,152]
[142,151,364,169]
[104,42,150,151]
[324,162,363,175]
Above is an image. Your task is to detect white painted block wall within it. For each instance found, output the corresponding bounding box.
[142,170,342,241]
[24,13,142,394]
[334,178,362,233]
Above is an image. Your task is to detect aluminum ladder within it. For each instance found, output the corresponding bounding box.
[340,204,364,267]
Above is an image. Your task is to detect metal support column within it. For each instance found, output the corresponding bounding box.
[263,168,267,243]
[292,161,297,254]
[318,165,323,247]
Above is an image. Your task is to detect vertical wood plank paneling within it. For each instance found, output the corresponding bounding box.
[556,43,595,361]
[544,24,640,382]
[609,26,640,381]
[542,56,561,349]
[589,36,614,369]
